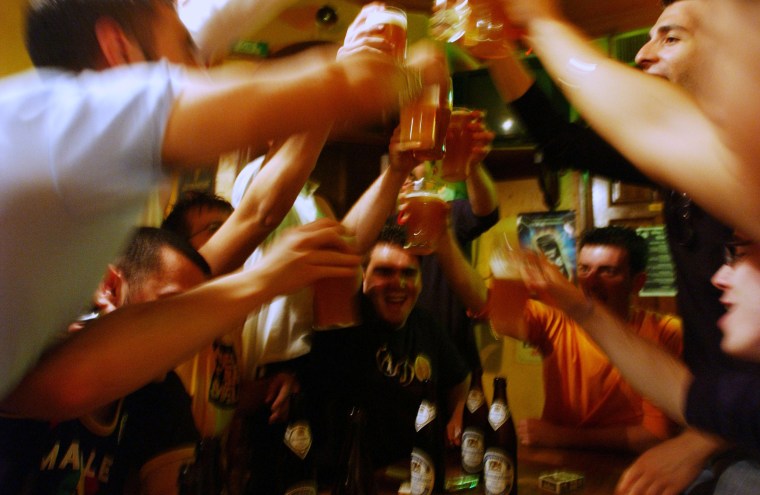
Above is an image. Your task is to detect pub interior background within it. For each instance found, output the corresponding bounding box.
[0,0,674,422]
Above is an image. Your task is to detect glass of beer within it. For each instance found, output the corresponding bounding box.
[398,177,449,255]
[362,5,408,61]
[312,268,362,330]
[462,0,521,59]
[488,235,529,339]
[399,83,452,162]
[441,107,479,182]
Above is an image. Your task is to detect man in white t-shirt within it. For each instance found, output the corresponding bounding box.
[1,0,443,417]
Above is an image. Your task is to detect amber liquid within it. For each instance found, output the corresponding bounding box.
[401,193,448,255]
[365,9,408,61]
[488,278,528,338]
[441,110,474,182]
[400,103,451,161]
[312,271,361,330]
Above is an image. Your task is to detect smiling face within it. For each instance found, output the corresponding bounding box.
[635,1,702,92]
[711,238,760,361]
[362,243,422,328]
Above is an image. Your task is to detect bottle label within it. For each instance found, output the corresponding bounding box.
[466,388,485,413]
[488,402,510,431]
[460,427,485,473]
[284,481,317,495]
[284,422,312,460]
[410,448,435,495]
[483,448,515,495]
[415,400,437,432]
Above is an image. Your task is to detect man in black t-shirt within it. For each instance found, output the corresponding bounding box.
[0,228,203,494]
[308,224,470,481]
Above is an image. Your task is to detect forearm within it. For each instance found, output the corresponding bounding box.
[465,163,498,216]
[551,423,662,453]
[201,126,332,275]
[486,49,535,103]
[163,55,414,168]
[0,270,279,420]
[342,168,409,252]
[572,302,692,424]
[435,230,488,314]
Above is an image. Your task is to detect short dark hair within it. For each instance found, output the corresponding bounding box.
[661,0,679,6]
[115,226,211,290]
[161,190,234,240]
[363,221,410,268]
[579,226,649,275]
[24,0,172,71]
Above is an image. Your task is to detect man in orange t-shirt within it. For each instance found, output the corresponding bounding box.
[515,226,682,453]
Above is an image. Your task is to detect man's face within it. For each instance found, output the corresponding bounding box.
[126,246,207,304]
[635,1,702,92]
[185,207,231,249]
[140,1,201,66]
[711,238,760,361]
[577,244,638,318]
[363,243,422,328]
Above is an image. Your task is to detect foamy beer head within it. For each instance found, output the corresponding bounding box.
[364,6,408,60]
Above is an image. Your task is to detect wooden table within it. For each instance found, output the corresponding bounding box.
[369,446,636,495]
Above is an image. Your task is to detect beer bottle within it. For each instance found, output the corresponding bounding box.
[280,392,318,495]
[332,407,376,495]
[483,377,517,495]
[410,379,445,495]
[460,368,489,476]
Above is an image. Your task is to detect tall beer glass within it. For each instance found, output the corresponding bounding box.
[398,177,448,255]
[362,5,408,61]
[399,83,452,162]
[441,108,479,182]
[488,235,529,339]
[312,269,362,331]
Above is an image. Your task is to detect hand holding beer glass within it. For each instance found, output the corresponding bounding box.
[398,176,449,255]
[429,0,525,59]
[339,3,408,61]
[488,235,530,340]
[440,108,491,182]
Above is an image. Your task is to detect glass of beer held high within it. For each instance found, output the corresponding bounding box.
[398,177,449,255]
[488,235,529,339]
[441,107,480,182]
[360,5,408,61]
[399,83,452,162]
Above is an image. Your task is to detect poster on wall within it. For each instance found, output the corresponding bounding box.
[517,210,578,283]
[635,226,677,297]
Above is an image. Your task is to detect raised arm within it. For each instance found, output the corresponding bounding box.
[200,125,332,275]
[0,220,361,420]
[341,130,421,253]
[498,0,760,241]
[463,118,498,217]
[434,225,488,316]
[161,44,443,168]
